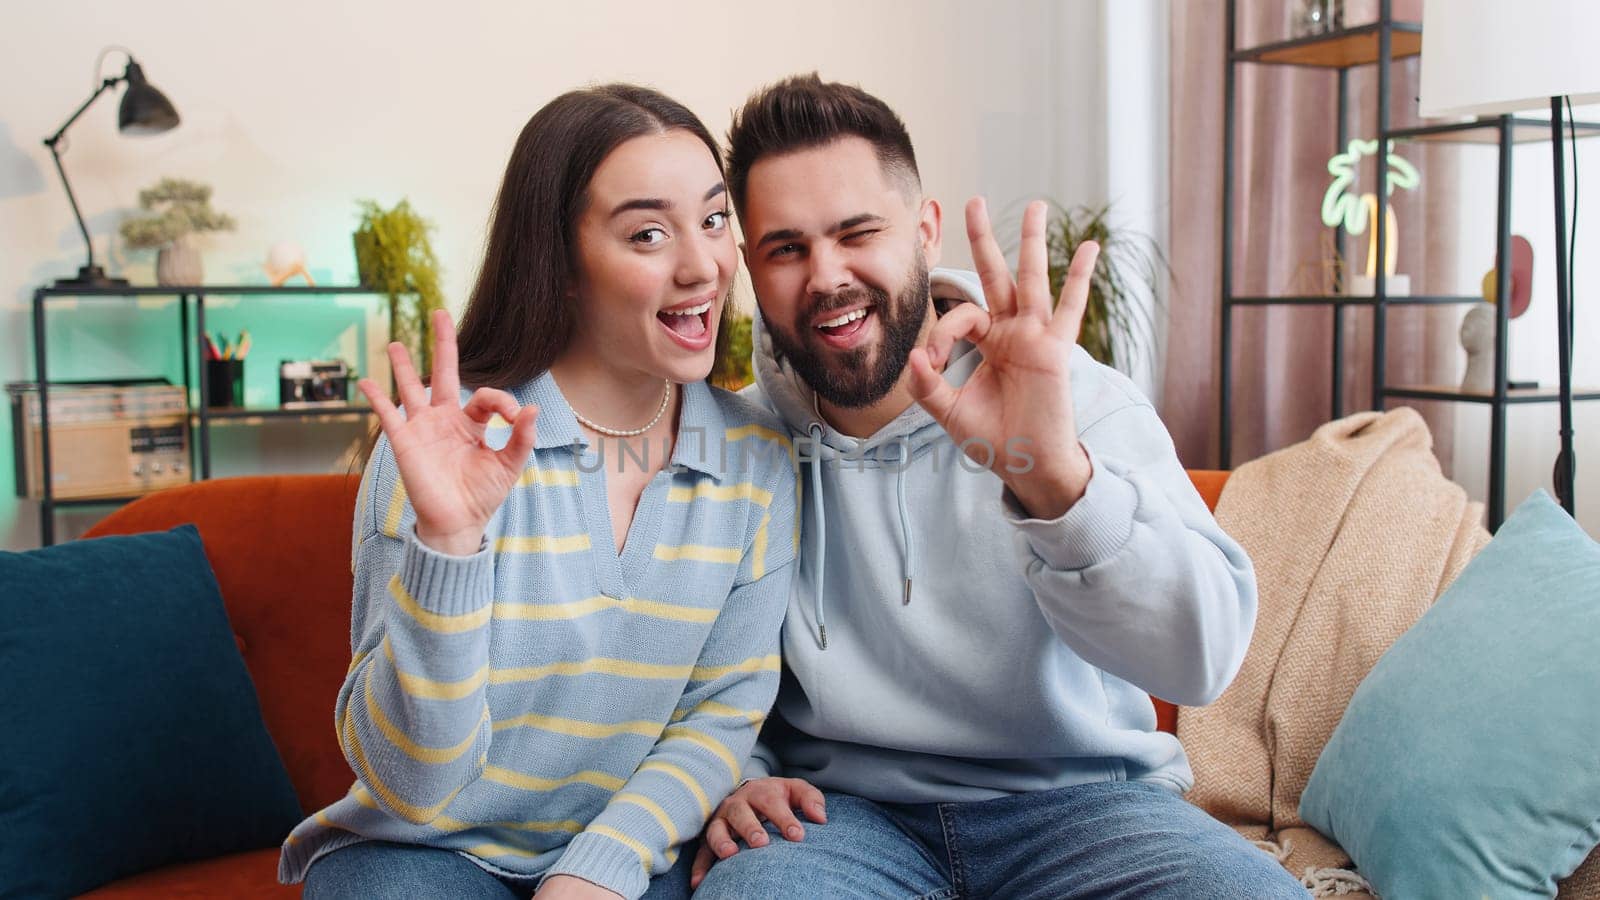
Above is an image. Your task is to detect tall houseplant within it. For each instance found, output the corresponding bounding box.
[119,177,236,286]
[1041,203,1166,376]
[353,199,446,373]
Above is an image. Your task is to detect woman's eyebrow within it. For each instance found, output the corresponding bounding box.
[609,183,724,218]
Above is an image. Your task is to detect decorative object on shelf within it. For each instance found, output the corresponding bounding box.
[1460,237,1535,394]
[1323,138,1419,296]
[1292,0,1344,38]
[42,48,179,289]
[264,241,314,287]
[1040,203,1166,375]
[279,360,352,409]
[1284,231,1351,296]
[119,178,237,287]
[1421,0,1600,517]
[353,199,446,373]
[206,359,244,408]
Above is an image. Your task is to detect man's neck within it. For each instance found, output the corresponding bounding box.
[815,378,918,439]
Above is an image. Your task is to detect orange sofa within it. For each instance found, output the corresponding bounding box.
[73,470,1227,897]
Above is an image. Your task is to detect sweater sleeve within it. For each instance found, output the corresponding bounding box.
[541,463,798,899]
[1002,404,1258,707]
[334,433,497,825]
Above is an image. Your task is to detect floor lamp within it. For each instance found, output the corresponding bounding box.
[1419,0,1600,519]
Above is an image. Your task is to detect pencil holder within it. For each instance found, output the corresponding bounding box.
[206,359,244,408]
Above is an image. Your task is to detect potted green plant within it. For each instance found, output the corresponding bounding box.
[119,177,236,286]
[1040,203,1167,376]
[353,199,447,373]
[710,311,755,391]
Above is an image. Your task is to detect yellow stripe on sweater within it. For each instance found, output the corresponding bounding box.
[752,512,770,580]
[690,654,781,681]
[464,841,542,859]
[384,637,487,700]
[588,825,653,872]
[670,700,766,725]
[654,544,741,564]
[661,725,741,780]
[492,713,662,740]
[489,658,694,685]
[362,671,486,765]
[494,534,593,554]
[614,792,679,843]
[389,575,492,634]
[667,482,772,507]
[341,708,464,824]
[637,761,712,818]
[382,478,408,538]
[517,467,580,488]
[481,765,625,793]
[725,423,792,450]
[494,596,717,625]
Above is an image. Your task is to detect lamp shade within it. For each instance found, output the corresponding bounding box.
[1419,0,1600,117]
[117,60,179,135]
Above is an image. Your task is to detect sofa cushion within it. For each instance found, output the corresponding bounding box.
[0,525,304,898]
[1300,490,1600,897]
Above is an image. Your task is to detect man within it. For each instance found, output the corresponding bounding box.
[689,74,1308,898]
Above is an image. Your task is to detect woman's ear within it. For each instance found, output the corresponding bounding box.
[919,197,943,270]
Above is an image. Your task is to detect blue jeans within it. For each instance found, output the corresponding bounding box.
[692,781,1309,899]
[303,839,694,899]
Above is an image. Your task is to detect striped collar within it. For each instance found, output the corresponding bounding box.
[515,372,726,481]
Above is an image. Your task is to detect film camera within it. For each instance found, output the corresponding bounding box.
[279,360,352,408]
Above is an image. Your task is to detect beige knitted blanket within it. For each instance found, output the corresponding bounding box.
[1177,408,1600,897]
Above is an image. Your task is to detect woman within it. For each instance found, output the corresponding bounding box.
[278,85,797,900]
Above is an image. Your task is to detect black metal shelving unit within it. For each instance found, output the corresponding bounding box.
[1221,0,1598,529]
[28,284,382,545]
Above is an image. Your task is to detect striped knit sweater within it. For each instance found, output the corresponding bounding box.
[278,373,798,899]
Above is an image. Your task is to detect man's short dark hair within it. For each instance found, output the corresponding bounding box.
[725,73,921,216]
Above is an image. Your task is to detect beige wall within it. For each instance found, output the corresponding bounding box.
[2,0,1161,548]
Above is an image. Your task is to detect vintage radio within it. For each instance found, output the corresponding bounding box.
[8,382,191,500]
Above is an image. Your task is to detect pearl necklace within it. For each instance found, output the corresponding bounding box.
[571,379,673,437]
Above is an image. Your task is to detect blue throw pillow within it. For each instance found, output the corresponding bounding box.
[0,525,303,898]
[1300,491,1600,897]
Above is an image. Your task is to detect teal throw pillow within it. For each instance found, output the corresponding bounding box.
[1300,490,1600,897]
[0,525,303,898]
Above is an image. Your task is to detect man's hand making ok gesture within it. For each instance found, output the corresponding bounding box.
[907,197,1098,520]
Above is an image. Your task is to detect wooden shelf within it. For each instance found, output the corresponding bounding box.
[1384,385,1600,405]
[1233,22,1422,68]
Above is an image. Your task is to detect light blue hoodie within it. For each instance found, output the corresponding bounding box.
[739,267,1257,803]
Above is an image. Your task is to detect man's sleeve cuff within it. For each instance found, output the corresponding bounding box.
[1001,446,1138,571]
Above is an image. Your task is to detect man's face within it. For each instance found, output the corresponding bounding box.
[740,136,941,408]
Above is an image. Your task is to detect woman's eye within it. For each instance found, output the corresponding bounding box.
[631,227,668,245]
[704,211,730,230]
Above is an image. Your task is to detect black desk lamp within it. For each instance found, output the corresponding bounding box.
[43,51,180,288]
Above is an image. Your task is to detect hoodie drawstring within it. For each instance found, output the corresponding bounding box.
[894,440,916,605]
[808,423,828,650]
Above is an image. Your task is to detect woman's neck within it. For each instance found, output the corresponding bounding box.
[548,351,676,439]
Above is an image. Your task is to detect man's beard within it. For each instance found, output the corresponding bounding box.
[768,251,930,409]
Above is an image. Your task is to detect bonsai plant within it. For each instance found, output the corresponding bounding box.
[352,199,446,374]
[118,177,236,286]
[1040,202,1166,376]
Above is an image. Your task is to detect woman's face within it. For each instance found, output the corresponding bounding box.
[569,129,736,385]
